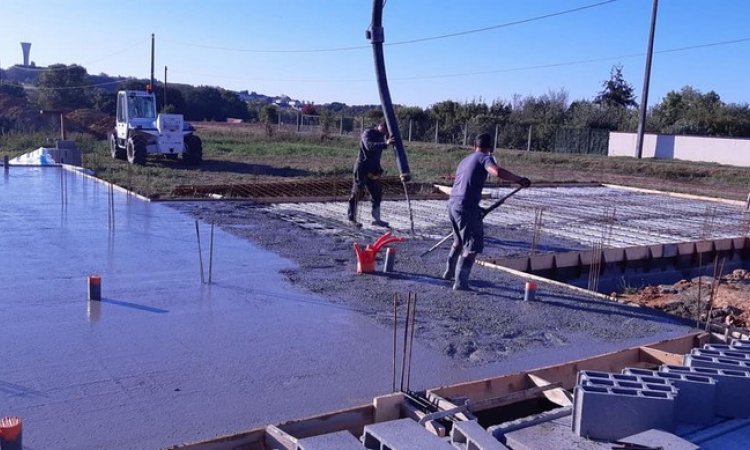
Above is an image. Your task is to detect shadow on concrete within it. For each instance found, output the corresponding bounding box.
[0,380,47,397]
[100,298,169,314]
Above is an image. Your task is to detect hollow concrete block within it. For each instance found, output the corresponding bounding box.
[362,418,454,450]
[488,406,573,442]
[601,248,625,264]
[572,384,675,442]
[695,240,715,256]
[677,242,696,260]
[624,246,650,263]
[451,420,509,450]
[731,339,750,349]
[618,429,698,450]
[553,252,580,269]
[662,243,679,259]
[648,244,664,259]
[296,430,363,450]
[497,256,529,273]
[731,237,748,253]
[662,364,750,418]
[713,238,733,253]
[578,250,596,267]
[684,353,750,372]
[529,254,555,272]
[623,367,716,425]
[693,348,750,361]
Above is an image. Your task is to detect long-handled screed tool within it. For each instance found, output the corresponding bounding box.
[419,185,524,257]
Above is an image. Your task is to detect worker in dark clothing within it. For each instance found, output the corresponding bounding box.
[445,133,531,290]
[347,121,395,228]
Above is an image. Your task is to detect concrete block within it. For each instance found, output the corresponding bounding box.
[553,252,580,269]
[677,241,696,257]
[703,343,750,354]
[496,256,529,273]
[662,243,679,259]
[296,430,363,450]
[362,418,454,450]
[529,254,555,272]
[693,348,750,361]
[695,240,715,256]
[713,238,733,253]
[662,364,750,417]
[451,420,508,450]
[572,384,675,442]
[578,250,597,267]
[624,246,650,262]
[684,353,750,372]
[731,237,748,253]
[501,413,605,450]
[488,407,572,442]
[731,339,750,349]
[601,248,625,264]
[648,244,664,259]
[619,429,698,450]
[623,367,717,425]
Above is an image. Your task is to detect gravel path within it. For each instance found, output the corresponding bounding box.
[169,200,693,367]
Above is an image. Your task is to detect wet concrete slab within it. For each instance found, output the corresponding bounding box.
[0,168,694,449]
[0,168,475,449]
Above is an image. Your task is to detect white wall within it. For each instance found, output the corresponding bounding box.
[608,132,750,167]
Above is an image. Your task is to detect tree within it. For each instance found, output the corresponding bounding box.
[650,86,723,135]
[34,64,91,110]
[594,64,637,108]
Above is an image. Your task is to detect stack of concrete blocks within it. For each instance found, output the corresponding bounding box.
[361,418,455,450]
[449,420,509,450]
[621,368,717,425]
[572,370,677,441]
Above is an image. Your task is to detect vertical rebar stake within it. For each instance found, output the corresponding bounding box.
[406,293,417,392]
[399,293,411,392]
[392,293,398,393]
[208,222,215,284]
[195,221,205,284]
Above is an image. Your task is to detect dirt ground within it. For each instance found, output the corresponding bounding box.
[620,269,750,329]
[169,200,694,369]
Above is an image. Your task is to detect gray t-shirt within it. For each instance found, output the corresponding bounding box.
[449,152,496,208]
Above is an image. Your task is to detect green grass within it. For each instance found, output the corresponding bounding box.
[5,125,750,201]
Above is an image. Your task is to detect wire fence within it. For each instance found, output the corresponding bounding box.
[275,110,609,154]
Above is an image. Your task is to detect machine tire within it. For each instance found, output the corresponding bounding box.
[126,135,147,165]
[109,132,126,160]
[183,134,203,166]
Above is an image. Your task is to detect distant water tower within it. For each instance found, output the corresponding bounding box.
[20,42,31,66]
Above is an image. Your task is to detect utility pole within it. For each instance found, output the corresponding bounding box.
[150,33,155,97]
[164,66,168,108]
[635,0,658,159]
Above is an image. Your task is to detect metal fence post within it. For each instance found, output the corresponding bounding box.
[434,120,439,144]
[494,123,499,152]
[527,125,533,151]
[408,119,413,142]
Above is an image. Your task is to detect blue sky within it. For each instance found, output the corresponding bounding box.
[1,0,748,108]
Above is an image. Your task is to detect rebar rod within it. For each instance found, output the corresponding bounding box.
[208,222,215,284]
[406,293,417,392]
[195,221,205,284]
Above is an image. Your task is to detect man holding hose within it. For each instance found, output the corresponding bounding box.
[445,133,531,291]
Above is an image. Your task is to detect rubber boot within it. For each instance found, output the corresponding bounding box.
[453,254,476,291]
[442,246,461,280]
[371,206,390,228]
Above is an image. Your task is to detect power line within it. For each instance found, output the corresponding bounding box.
[174,36,750,84]
[165,0,619,54]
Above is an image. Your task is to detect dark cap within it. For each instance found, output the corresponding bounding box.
[475,133,493,149]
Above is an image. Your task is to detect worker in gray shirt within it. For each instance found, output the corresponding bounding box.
[347,121,394,228]
[446,133,531,290]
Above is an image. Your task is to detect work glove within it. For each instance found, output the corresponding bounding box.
[518,177,531,188]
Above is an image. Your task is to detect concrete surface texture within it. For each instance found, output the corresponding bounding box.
[2,167,698,449]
